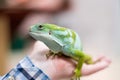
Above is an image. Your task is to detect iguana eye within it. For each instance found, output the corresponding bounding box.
[49,30,52,35]
[38,25,43,29]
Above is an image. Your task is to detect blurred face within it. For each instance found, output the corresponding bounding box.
[6,0,69,12]
[26,0,66,12]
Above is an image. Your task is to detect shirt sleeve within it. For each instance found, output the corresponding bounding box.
[1,56,50,80]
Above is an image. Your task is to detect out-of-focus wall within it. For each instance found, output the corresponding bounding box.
[55,0,120,80]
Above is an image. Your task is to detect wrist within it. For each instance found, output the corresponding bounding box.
[28,56,59,80]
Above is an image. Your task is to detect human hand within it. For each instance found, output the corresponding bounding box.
[29,41,111,80]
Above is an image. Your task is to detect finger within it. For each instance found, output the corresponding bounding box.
[33,41,49,54]
[82,58,111,76]
[29,41,50,61]
[101,57,111,64]
[34,41,47,49]
[92,55,105,63]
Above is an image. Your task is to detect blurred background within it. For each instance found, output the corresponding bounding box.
[0,0,119,80]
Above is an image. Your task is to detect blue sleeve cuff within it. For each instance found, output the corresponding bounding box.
[1,56,50,80]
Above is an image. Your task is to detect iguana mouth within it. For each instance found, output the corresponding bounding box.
[29,31,41,34]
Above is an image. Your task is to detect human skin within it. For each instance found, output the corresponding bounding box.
[29,41,111,80]
[6,0,65,11]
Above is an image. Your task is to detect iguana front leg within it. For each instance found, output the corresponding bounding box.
[46,50,54,58]
[46,50,63,59]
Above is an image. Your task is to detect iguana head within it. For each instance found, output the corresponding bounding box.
[29,23,65,35]
[29,23,66,43]
[29,23,65,52]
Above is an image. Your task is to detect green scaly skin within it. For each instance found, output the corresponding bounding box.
[29,24,94,80]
